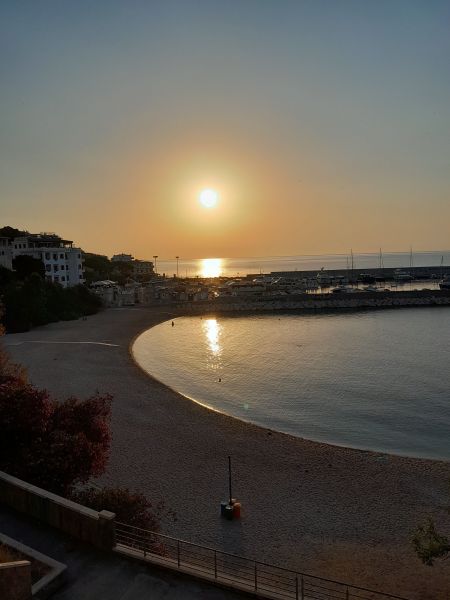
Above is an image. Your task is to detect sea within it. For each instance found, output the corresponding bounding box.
[133,308,450,460]
[156,250,450,278]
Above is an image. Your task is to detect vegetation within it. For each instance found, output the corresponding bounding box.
[0,265,102,333]
[71,487,176,530]
[0,226,28,239]
[0,329,172,530]
[84,252,153,285]
[0,375,112,495]
[413,513,450,566]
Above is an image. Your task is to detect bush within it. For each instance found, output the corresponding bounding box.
[70,486,176,531]
[0,377,112,494]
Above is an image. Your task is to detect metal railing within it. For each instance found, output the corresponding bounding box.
[115,522,409,600]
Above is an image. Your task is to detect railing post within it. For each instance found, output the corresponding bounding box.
[346,586,349,600]
[295,575,299,600]
[214,550,217,580]
[177,539,180,567]
[301,575,304,600]
[254,562,258,591]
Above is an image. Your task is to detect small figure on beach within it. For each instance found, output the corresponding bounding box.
[218,377,222,382]
[171,321,174,327]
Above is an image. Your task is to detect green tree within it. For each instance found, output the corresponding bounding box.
[413,484,450,566]
[413,517,450,566]
[12,255,45,280]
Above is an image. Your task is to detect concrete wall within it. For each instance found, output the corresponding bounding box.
[0,561,31,600]
[0,471,115,550]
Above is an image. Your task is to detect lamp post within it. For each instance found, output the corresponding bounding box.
[176,256,179,278]
[153,255,158,276]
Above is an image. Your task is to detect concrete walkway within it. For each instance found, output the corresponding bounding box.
[0,506,248,599]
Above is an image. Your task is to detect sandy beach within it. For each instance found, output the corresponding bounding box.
[4,306,450,599]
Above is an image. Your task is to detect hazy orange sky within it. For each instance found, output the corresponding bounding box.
[1,1,449,260]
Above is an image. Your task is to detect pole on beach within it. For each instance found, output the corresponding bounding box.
[228,455,232,505]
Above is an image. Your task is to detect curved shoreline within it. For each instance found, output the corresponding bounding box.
[5,306,450,599]
[131,312,450,463]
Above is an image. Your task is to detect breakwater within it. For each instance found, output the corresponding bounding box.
[179,289,450,313]
[268,265,450,280]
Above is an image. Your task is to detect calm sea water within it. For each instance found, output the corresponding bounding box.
[133,308,450,460]
[156,250,450,278]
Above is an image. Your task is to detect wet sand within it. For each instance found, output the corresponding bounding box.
[4,306,450,599]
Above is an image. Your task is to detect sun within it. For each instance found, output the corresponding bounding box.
[199,188,219,208]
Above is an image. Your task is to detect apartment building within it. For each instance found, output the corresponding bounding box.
[111,252,154,278]
[9,233,85,288]
[0,237,12,270]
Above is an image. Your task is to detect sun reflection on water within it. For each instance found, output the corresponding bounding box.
[203,318,221,356]
[200,258,222,278]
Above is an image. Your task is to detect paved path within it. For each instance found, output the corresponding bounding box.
[0,506,247,599]
[4,306,450,599]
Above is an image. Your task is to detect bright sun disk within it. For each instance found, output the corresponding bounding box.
[199,189,218,208]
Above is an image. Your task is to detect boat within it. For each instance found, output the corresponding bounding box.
[316,268,332,287]
[393,269,413,282]
[439,275,450,290]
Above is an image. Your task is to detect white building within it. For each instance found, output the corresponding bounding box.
[0,237,12,270]
[132,260,154,278]
[10,233,85,288]
[111,252,154,278]
[111,253,134,262]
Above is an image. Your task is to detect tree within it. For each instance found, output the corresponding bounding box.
[83,253,113,284]
[0,226,28,239]
[0,377,112,494]
[412,517,450,566]
[12,255,45,280]
[0,314,26,384]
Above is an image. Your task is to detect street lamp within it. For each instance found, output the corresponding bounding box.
[175,256,179,278]
[153,255,158,275]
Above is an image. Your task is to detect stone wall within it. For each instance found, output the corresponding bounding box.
[0,471,115,550]
[0,561,31,600]
[180,289,450,314]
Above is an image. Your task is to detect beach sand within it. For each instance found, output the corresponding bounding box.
[4,306,450,599]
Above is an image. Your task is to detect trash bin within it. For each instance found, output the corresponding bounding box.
[220,501,228,517]
[233,502,241,518]
[224,504,234,520]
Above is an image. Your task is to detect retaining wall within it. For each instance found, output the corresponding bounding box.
[0,561,31,600]
[0,471,115,550]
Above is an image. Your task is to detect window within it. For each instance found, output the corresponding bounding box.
[54,276,59,282]
[53,264,58,272]
[53,253,57,260]
[45,252,50,260]
[46,264,51,272]
[61,276,65,281]
[60,253,64,259]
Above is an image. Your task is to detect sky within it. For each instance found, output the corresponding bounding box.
[1,1,449,260]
